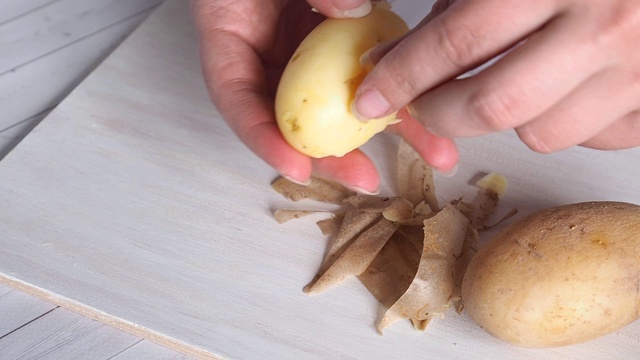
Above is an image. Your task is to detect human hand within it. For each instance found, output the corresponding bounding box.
[354,0,640,156]
[191,0,458,194]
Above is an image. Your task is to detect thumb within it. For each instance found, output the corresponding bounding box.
[306,0,372,18]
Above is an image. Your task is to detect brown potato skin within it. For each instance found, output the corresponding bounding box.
[462,202,640,347]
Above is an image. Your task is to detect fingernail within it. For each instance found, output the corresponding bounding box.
[359,48,375,72]
[334,0,372,18]
[346,184,380,195]
[436,163,458,178]
[353,89,391,120]
[417,115,444,137]
[282,174,311,186]
[406,104,437,134]
[405,103,418,119]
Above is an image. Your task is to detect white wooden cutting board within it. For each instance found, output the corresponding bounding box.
[1,0,639,359]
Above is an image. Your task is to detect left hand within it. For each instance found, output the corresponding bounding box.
[192,0,458,195]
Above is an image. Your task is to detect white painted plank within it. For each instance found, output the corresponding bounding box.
[0,9,154,131]
[0,289,57,337]
[0,0,638,359]
[0,307,141,359]
[0,0,56,25]
[0,0,161,74]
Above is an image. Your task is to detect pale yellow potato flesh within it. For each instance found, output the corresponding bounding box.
[275,3,409,158]
[462,202,640,347]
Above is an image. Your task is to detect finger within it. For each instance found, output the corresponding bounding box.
[197,28,312,183]
[581,111,640,150]
[409,12,609,138]
[515,67,640,153]
[312,150,380,194]
[307,0,371,18]
[313,110,460,194]
[353,0,559,120]
[361,0,455,67]
[387,108,459,172]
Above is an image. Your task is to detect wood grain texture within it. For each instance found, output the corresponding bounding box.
[0,0,638,359]
[0,306,141,359]
[0,0,56,25]
[0,0,161,131]
[0,0,160,74]
[0,288,57,337]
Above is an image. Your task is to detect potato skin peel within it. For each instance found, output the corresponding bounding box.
[275,4,409,158]
[462,201,640,348]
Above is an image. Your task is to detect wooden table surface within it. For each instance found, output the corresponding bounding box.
[1,0,639,359]
[0,0,192,358]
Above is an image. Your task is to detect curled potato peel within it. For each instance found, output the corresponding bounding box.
[275,2,409,158]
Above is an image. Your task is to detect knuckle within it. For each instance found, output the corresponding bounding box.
[375,60,423,108]
[466,88,517,131]
[583,1,640,55]
[433,16,483,70]
[392,71,420,98]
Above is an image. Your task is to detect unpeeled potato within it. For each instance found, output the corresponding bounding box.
[275,2,408,158]
[462,202,640,347]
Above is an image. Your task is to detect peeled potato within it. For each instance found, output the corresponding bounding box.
[275,2,408,158]
[462,202,640,347]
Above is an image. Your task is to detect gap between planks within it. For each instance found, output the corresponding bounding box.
[0,0,163,133]
[0,0,60,25]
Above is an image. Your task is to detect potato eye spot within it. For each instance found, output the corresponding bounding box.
[283,113,300,132]
[591,237,608,249]
[288,118,300,132]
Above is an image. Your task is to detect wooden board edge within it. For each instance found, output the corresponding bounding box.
[0,274,221,360]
